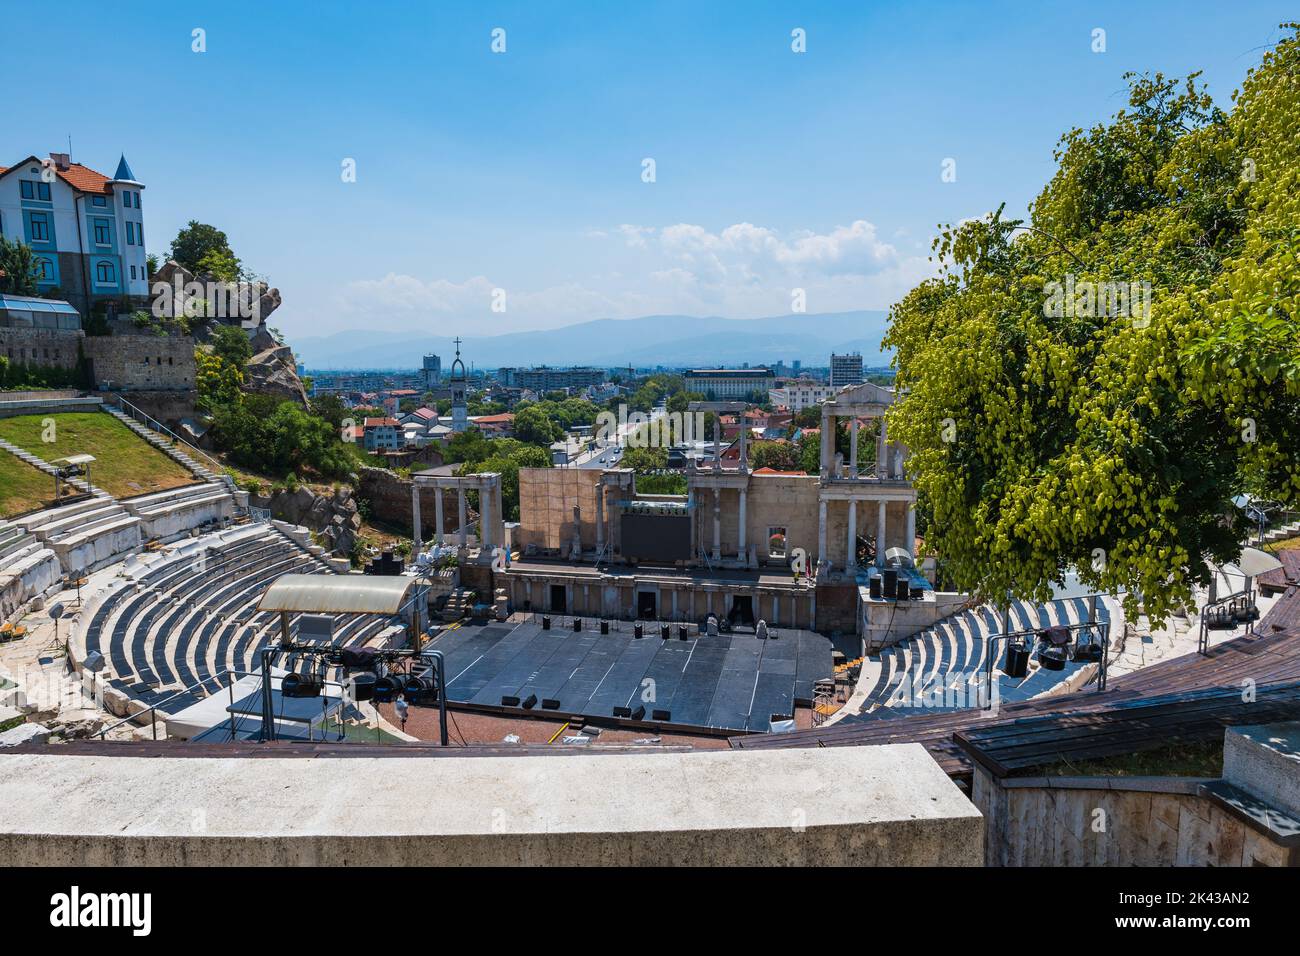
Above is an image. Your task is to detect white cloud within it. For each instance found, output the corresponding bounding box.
[328,219,933,333]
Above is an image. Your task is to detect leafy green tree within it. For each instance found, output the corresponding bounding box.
[210,324,253,369]
[195,349,244,411]
[882,36,1300,621]
[513,405,563,445]
[750,441,799,472]
[170,221,241,275]
[196,247,241,283]
[620,445,667,472]
[0,237,38,295]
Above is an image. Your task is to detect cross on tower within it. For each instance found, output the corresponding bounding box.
[453,336,463,356]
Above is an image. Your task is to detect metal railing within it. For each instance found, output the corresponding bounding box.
[96,668,249,742]
[109,395,225,475]
[94,667,352,743]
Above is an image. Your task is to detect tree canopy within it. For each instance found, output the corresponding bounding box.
[169,221,242,277]
[0,237,38,296]
[882,29,1300,621]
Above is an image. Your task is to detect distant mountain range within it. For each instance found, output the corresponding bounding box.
[293,310,894,371]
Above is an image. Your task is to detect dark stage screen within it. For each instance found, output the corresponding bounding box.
[621,513,691,563]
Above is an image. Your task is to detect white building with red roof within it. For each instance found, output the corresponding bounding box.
[0,152,149,317]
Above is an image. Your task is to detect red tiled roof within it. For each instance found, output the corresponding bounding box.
[473,413,515,424]
[1,157,114,195]
[364,417,400,427]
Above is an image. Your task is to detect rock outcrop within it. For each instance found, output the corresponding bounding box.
[153,259,308,405]
[246,344,310,405]
[250,484,361,557]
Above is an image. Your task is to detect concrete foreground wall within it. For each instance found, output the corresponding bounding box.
[971,770,1298,867]
[0,744,981,866]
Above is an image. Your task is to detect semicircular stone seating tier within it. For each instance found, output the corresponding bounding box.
[857,596,1110,719]
[84,530,398,715]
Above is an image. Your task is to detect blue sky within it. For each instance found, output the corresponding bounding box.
[4,1,1293,339]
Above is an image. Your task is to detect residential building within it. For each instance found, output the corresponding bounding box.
[422,354,441,387]
[830,352,864,388]
[472,412,515,437]
[0,152,148,318]
[363,417,402,452]
[769,380,838,411]
[497,365,605,392]
[683,367,776,400]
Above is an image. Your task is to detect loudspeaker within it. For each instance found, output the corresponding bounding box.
[600,620,609,634]
[896,578,911,601]
[542,698,561,710]
[883,568,898,593]
[573,618,582,631]
[350,672,376,701]
[651,709,671,721]
[521,694,537,709]
[83,650,105,673]
[630,705,646,721]
[281,672,323,698]
[613,706,631,718]
[541,616,551,630]
[868,575,883,600]
[501,695,521,707]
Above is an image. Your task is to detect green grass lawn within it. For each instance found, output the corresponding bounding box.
[0,412,199,502]
[1038,738,1224,778]
[0,451,58,517]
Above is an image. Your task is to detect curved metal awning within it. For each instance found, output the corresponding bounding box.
[257,573,416,615]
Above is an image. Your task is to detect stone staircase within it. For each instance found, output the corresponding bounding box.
[0,522,61,619]
[440,587,477,622]
[1261,519,1300,545]
[101,406,218,480]
[15,496,142,577]
[0,437,98,495]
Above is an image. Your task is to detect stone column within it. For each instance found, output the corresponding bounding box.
[876,499,887,566]
[877,417,889,478]
[847,499,857,572]
[817,499,827,568]
[712,488,721,562]
[595,479,605,554]
[906,504,916,557]
[849,417,859,478]
[820,406,833,474]
[738,488,747,560]
[411,483,422,554]
[479,484,491,549]
[434,484,444,546]
[458,487,468,546]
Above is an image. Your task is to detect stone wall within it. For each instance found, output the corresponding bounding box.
[357,466,457,538]
[517,467,603,552]
[0,328,83,370]
[83,335,195,391]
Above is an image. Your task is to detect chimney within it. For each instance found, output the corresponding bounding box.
[48,152,71,171]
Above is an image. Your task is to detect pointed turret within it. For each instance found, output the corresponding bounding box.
[112,154,140,184]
